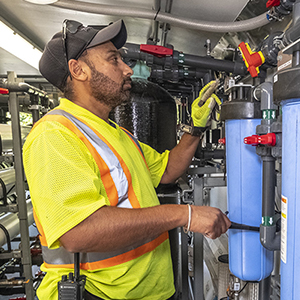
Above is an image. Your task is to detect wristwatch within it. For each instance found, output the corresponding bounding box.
[180,124,206,137]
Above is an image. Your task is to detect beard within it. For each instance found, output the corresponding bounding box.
[88,63,131,109]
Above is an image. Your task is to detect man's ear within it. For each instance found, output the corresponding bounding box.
[68,59,88,82]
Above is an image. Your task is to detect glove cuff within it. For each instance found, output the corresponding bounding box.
[180,124,206,136]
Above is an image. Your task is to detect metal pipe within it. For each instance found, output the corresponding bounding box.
[7,71,34,299]
[0,81,46,96]
[51,0,270,33]
[161,0,173,46]
[149,0,160,44]
[0,124,31,153]
[0,199,33,247]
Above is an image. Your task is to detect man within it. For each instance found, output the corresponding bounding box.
[23,19,231,300]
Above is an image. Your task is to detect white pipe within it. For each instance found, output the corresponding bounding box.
[0,199,33,247]
[51,0,270,33]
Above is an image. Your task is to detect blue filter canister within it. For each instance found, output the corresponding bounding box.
[281,98,300,300]
[226,119,273,281]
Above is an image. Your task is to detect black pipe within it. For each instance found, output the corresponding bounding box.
[150,66,208,81]
[259,275,271,300]
[260,155,281,251]
[122,43,247,76]
[182,53,246,75]
[262,157,276,218]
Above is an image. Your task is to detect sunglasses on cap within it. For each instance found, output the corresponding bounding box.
[62,19,83,67]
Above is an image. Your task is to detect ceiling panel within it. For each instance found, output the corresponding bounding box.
[0,0,252,78]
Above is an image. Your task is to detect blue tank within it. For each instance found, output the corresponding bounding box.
[225,119,273,281]
[281,98,300,300]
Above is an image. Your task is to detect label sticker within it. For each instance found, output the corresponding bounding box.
[281,195,288,264]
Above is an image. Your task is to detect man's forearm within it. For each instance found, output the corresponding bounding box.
[60,204,188,253]
[160,133,201,184]
[60,203,231,253]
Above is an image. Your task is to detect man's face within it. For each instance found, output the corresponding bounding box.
[81,42,133,109]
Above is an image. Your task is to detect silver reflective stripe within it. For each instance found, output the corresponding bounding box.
[47,109,132,208]
[42,233,161,265]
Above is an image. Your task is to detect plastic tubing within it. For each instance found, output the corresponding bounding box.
[51,0,269,33]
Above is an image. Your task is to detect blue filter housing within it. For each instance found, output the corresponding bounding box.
[281,98,300,300]
[225,119,273,281]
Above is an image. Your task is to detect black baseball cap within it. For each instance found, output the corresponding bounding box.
[39,19,127,91]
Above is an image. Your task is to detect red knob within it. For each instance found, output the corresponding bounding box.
[258,133,276,146]
[244,135,259,146]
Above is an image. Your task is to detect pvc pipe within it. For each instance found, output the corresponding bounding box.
[51,0,270,33]
[0,199,33,247]
[123,43,247,75]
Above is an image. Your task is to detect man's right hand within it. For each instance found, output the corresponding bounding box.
[188,205,231,239]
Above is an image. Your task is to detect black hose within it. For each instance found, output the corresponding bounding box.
[0,223,12,252]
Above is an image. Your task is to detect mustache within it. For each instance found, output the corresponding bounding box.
[122,77,132,85]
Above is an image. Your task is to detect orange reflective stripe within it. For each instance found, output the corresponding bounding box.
[41,114,118,206]
[120,127,149,171]
[33,209,47,247]
[81,232,169,269]
[74,115,141,209]
[43,232,169,270]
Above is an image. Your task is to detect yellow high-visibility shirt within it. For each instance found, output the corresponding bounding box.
[23,98,175,300]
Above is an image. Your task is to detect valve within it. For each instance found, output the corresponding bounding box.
[140,44,173,58]
[244,134,259,146]
[244,133,276,146]
[0,88,9,94]
[259,132,276,146]
[238,42,265,78]
[266,0,280,8]
[218,138,226,145]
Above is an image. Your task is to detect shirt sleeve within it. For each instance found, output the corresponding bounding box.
[23,122,109,249]
[139,142,170,188]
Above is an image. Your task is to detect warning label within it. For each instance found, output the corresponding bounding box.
[281,195,287,264]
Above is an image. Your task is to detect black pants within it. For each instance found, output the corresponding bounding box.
[84,290,174,300]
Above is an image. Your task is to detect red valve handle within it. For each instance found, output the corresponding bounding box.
[244,134,259,146]
[238,42,265,78]
[244,133,276,146]
[258,133,276,146]
[266,0,280,8]
[0,88,9,94]
[140,44,173,57]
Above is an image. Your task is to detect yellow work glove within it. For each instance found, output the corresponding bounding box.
[191,81,222,132]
